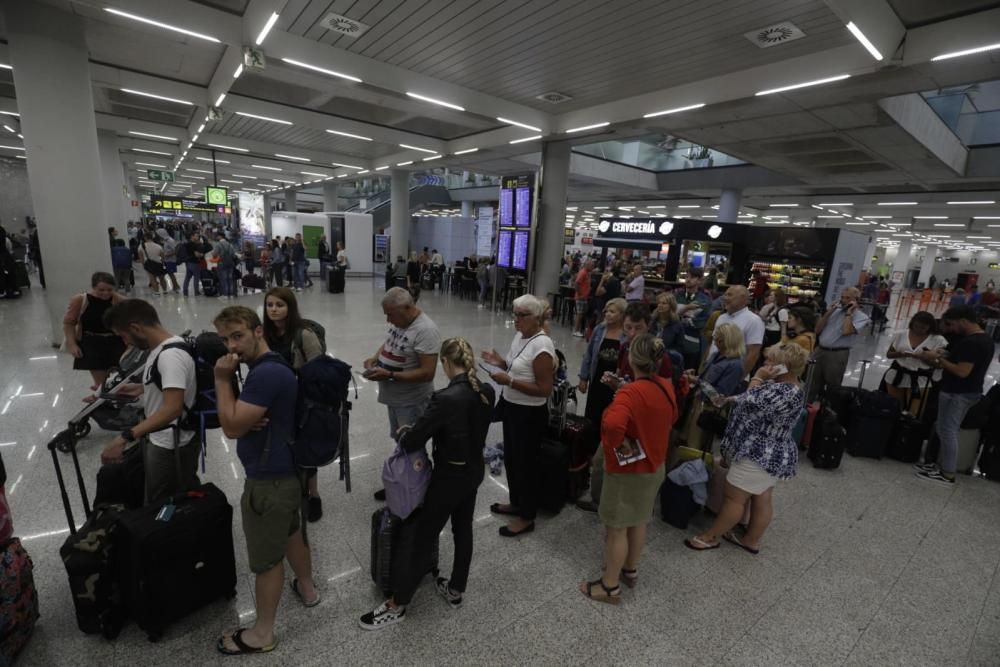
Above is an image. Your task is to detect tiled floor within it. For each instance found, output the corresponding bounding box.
[3,276,1000,666]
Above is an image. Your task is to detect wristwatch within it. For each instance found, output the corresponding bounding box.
[121,428,137,443]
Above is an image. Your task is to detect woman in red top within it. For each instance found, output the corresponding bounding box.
[579,334,677,604]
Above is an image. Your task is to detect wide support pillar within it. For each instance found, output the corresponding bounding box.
[322,183,339,211]
[390,170,410,261]
[5,2,113,344]
[917,245,938,287]
[718,188,742,224]
[533,141,571,298]
[284,189,296,213]
[98,130,128,240]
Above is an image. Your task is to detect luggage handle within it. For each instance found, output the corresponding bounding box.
[47,428,91,534]
[857,359,872,389]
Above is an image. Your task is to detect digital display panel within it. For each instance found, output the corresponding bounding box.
[499,189,513,228]
[497,230,513,268]
[515,187,531,227]
[513,231,530,270]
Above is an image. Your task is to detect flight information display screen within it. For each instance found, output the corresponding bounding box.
[513,231,530,270]
[497,230,513,268]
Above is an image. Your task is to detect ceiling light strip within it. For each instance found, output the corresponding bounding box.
[405,92,464,112]
[755,74,850,96]
[104,8,221,43]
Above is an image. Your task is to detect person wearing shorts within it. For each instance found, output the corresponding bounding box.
[212,306,318,656]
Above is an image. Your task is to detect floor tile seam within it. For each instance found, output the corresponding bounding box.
[961,547,1000,664]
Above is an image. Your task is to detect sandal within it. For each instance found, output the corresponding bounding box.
[684,536,720,551]
[723,531,759,555]
[489,502,519,516]
[580,578,621,605]
[217,628,277,656]
[291,578,321,607]
[621,568,638,589]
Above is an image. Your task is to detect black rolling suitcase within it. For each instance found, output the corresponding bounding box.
[809,403,848,469]
[328,267,345,294]
[370,508,438,597]
[979,437,1000,481]
[48,428,127,638]
[845,361,900,459]
[537,438,570,514]
[886,379,935,463]
[114,483,237,641]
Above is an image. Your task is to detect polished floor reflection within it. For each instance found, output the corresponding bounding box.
[3,277,999,666]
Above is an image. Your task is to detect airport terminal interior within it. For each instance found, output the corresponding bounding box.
[2,0,1000,665]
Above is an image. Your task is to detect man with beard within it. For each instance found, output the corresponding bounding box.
[100,299,200,503]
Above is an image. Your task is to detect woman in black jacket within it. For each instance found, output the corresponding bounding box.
[359,337,495,630]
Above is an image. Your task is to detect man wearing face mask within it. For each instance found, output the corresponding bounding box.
[810,287,870,402]
[99,299,200,504]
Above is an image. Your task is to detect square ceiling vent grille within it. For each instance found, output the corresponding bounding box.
[743,21,806,48]
[320,13,370,38]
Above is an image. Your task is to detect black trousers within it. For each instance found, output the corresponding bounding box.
[502,401,548,521]
[394,465,482,605]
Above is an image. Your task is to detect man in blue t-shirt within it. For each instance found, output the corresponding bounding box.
[212,306,318,656]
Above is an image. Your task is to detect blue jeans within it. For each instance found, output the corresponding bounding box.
[218,264,235,296]
[183,262,201,295]
[294,260,307,288]
[935,391,980,474]
[387,403,425,442]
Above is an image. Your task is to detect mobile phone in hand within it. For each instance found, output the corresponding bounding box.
[771,364,789,375]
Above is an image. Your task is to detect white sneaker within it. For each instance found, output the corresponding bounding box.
[358,601,405,630]
[435,577,463,609]
[572,331,584,338]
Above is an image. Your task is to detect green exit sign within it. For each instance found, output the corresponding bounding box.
[147,169,175,182]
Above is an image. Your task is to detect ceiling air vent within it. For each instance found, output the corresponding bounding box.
[535,91,573,104]
[743,21,806,49]
[320,13,370,38]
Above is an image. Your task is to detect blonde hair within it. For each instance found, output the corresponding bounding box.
[656,292,679,323]
[604,297,627,321]
[713,323,746,359]
[440,337,489,405]
[766,342,809,377]
[628,333,665,375]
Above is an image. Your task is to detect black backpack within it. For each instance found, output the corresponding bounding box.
[148,332,235,433]
[291,355,355,468]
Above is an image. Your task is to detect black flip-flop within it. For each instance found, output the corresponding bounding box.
[499,522,534,537]
[489,502,519,517]
[723,531,759,555]
[217,628,277,656]
[684,536,720,551]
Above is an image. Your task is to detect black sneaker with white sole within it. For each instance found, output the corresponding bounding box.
[913,462,938,473]
[915,469,955,486]
[358,601,405,630]
[435,577,463,609]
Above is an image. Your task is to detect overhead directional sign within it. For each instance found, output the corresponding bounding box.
[147,169,174,182]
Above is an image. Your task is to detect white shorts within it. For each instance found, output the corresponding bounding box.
[726,459,777,495]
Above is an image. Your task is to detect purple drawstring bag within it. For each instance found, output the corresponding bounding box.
[382,444,432,520]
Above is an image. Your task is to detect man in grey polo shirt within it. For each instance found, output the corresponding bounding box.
[810,287,870,401]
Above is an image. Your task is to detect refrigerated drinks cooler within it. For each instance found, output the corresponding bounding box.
[748,260,826,302]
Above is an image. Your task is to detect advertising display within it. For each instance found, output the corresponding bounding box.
[496,174,534,270]
[237,192,266,247]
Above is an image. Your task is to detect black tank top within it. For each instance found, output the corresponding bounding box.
[80,294,114,335]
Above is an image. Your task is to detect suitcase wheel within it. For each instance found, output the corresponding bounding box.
[73,421,92,439]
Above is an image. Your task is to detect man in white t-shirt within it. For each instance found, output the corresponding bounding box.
[707,285,765,375]
[101,299,200,504]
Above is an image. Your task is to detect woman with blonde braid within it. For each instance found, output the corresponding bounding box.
[359,337,496,630]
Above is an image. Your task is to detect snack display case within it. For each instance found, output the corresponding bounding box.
[748,260,826,301]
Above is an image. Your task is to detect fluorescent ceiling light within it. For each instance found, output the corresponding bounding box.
[646,206,666,209]
[818,202,853,206]
[104,8,221,43]
[235,111,292,125]
[973,216,1000,220]
[845,21,883,61]
[968,236,993,240]
[135,162,167,168]
[755,74,850,96]
[185,168,212,174]
[422,155,442,161]
[326,129,372,141]
[128,130,178,142]
[862,215,892,219]
[453,148,478,155]
[947,200,995,205]
[337,173,349,178]
[399,144,438,154]
[0,111,19,117]
[769,203,799,207]
[677,205,700,209]
[281,58,362,83]
[877,201,918,206]
[196,156,229,163]
[300,171,328,177]
[255,12,279,46]
[931,43,1000,62]
[886,222,912,226]
[273,179,296,184]
[405,92,465,112]
[275,153,310,162]
[250,164,281,171]
[120,88,193,106]
[132,148,172,156]
[497,117,541,132]
[330,162,364,170]
[357,170,369,174]
[642,103,705,118]
[846,222,871,226]
[816,215,842,219]
[219,179,242,184]
[208,143,248,152]
[214,94,226,106]
[375,165,389,171]
[0,64,10,71]
[565,122,610,133]
[764,221,787,225]
[233,64,243,79]
[396,161,413,166]
[933,223,966,227]
[183,175,206,179]
[912,216,947,219]
[231,174,257,179]
[509,135,542,144]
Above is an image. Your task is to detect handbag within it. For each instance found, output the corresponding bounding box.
[142,243,165,276]
[696,408,729,438]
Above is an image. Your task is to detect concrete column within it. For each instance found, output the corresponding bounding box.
[534,141,571,298]
[718,188,741,223]
[863,236,878,271]
[284,189,296,213]
[322,183,339,212]
[390,169,410,260]
[917,245,938,287]
[461,201,473,219]
[893,240,914,277]
[98,130,127,239]
[5,3,112,344]
[262,195,273,239]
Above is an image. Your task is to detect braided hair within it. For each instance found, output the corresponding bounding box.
[440,337,490,405]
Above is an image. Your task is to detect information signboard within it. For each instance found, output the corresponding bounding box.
[496,174,534,270]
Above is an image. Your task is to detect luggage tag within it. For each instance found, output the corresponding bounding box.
[156,501,176,522]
